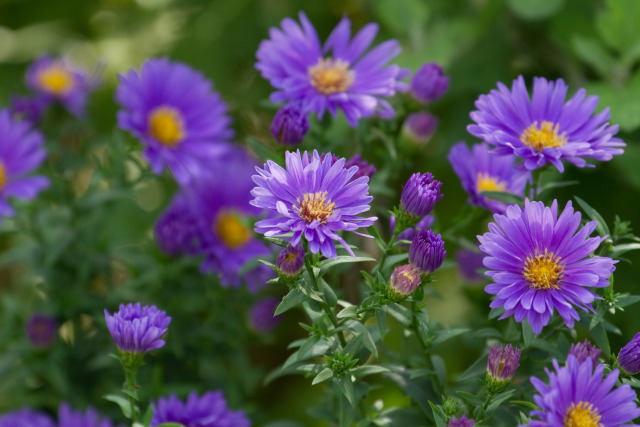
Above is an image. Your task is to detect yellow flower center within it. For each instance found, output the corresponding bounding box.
[148,106,185,147]
[297,192,336,224]
[214,211,252,249]
[476,173,507,193]
[523,249,564,290]
[520,120,567,152]
[0,163,6,192]
[285,252,297,263]
[564,402,603,427]
[37,65,74,96]
[308,58,355,94]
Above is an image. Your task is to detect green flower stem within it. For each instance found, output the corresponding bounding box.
[304,254,347,347]
[375,226,403,274]
[119,351,144,423]
[475,390,495,423]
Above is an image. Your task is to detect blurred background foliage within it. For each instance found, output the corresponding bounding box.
[0,0,640,425]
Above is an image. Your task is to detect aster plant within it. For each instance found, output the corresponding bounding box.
[479,199,616,334]
[468,76,624,172]
[256,12,409,126]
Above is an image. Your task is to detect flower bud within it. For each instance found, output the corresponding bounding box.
[486,343,520,393]
[410,62,450,104]
[409,230,446,274]
[389,264,422,299]
[442,397,461,417]
[26,313,56,349]
[400,172,443,218]
[402,111,438,145]
[249,297,282,332]
[276,244,305,279]
[270,104,310,145]
[568,339,600,365]
[617,332,640,375]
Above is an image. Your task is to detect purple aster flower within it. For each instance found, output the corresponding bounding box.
[487,343,520,392]
[276,244,305,278]
[151,391,251,427]
[448,142,530,214]
[9,95,50,124]
[0,407,54,427]
[26,313,56,349]
[183,147,272,291]
[525,356,640,426]
[251,150,377,259]
[409,229,446,274]
[455,249,486,284]
[402,111,439,145]
[249,297,283,332]
[400,172,443,218]
[26,56,99,117]
[0,109,49,219]
[468,76,624,172]
[479,199,616,334]
[389,264,422,298]
[344,154,376,181]
[617,332,640,375]
[154,193,201,256]
[256,12,410,127]
[568,339,601,366]
[270,103,310,145]
[57,403,123,427]
[447,415,474,427]
[116,58,233,184]
[104,302,171,353]
[409,62,450,104]
[391,214,435,247]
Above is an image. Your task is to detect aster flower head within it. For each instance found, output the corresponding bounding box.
[568,339,601,366]
[271,103,310,145]
[26,55,99,117]
[57,403,123,427]
[276,244,305,278]
[0,109,49,220]
[256,12,410,127]
[389,264,422,299]
[487,343,520,392]
[0,407,54,427]
[104,302,171,354]
[183,147,272,291]
[409,62,450,104]
[116,57,233,184]
[151,391,251,427]
[479,199,617,334]
[447,415,474,427]
[26,313,56,349]
[525,356,640,426]
[155,193,202,256]
[400,172,443,219]
[448,142,530,214]
[409,229,446,274]
[251,150,377,259]
[617,332,640,375]
[249,297,283,332]
[402,111,439,145]
[468,76,624,172]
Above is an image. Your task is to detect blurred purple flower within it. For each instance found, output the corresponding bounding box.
[409,62,450,104]
[270,103,309,145]
[9,95,50,124]
[249,297,283,333]
[0,407,54,427]
[151,391,250,427]
[617,332,640,375]
[104,302,171,353]
[447,415,474,427]
[57,402,123,427]
[256,12,409,126]
[154,193,202,256]
[568,339,601,366]
[455,249,485,284]
[402,111,438,145]
[26,313,56,349]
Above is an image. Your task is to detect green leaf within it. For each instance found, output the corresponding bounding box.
[457,354,489,382]
[337,305,358,319]
[321,280,338,307]
[409,368,434,379]
[610,243,640,258]
[318,256,376,276]
[297,335,321,360]
[480,191,525,206]
[274,288,306,315]
[585,72,640,133]
[522,320,535,348]
[431,328,469,347]
[338,377,356,406]
[596,0,640,58]
[511,400,540,410]
[246,136,279,162]
[457,391,484,407]
[375,308,388,338]
[489,307,506,320]
[616,294,640,308]
[571,35,616,78]
[485,389,517,417]
[384,304,412,326]
[428,401,448,427]
[345,321,378,358]
[351,365,390,380]
[574,196,610,237]
[312,368,334,385]
[104,394,132,419]
[506,0,564,20]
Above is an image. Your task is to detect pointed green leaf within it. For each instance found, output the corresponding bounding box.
[275,288,307,315]
[312,368,334,385]
[318,256,376,276]
[574,196,610,237]
[104,394,132,419]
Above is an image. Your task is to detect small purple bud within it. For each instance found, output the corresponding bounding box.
[390,264,422,298]
[568,340,601,365]
[447,415,474,427]
[408,230,446,274]
[9,95,50,124]
[455,249,486,284]
[618,333,640,375]
[270,104,310,145]
[403,112,439,145]
[249,297,283,332]
[401,172,443,218]
[154,195,201,256]
[26,314,57,349]
[276,244,305,278]
[104,303,171,354]
[487,343,520,387]
[410,62,450,104]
